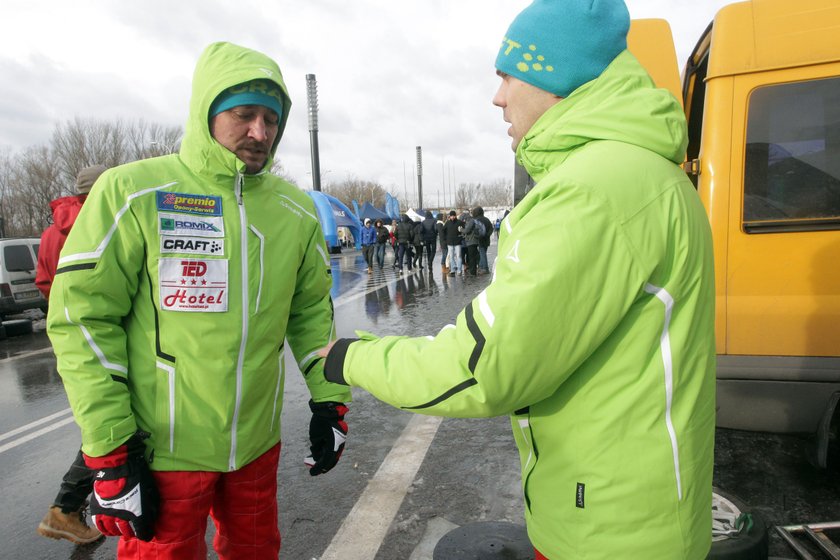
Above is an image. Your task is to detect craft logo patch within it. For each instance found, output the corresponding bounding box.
[159,212,224,238]
[157,191,222,216]
[160,236,224,256]
[159,258,228,312]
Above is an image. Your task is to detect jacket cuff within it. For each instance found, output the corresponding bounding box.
[324,338,359,385]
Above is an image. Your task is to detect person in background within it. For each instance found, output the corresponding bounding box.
[436,213,448,274]
[462,210,481,276]
[35,165,108,546]
[442,210,463,276]
[360,217,377,274]
[318,0,716,557]
[421,210,438,270]
[395,214,414,275]
[374,218,389,269]
[35,165,107,300]
[473,206,494,275]
[412,218,425,269]
[48,41,351,559]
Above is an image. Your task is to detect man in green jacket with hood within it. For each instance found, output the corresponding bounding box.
[320,1,715,558]
[48,42,351,559]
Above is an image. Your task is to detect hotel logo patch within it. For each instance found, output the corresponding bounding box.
[159,258,228,312]
[159,212,224,238]
[157,191,222,216]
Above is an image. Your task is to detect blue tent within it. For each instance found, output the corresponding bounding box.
[357,202,391,224]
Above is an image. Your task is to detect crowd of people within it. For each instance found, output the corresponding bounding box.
[359,207,500,277]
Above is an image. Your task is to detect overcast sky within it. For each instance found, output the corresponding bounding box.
[1,0,732,206]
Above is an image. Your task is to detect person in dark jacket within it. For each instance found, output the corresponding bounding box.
[462,212,481,276]
[421,211,438,268]
[395,214,415,274]
[473,206,494,274]
[374,219,389,269]
[412,220,425,269]
[435,213,447,272]
[442,210,463,276]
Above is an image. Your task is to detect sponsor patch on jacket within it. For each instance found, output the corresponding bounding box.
[159,212,224,238]
[576,483,585,509]
[159,258,228,312]
[160,236,224,256]
[156,191,222,216]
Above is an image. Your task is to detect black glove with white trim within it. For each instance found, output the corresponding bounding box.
[305,400,348,476]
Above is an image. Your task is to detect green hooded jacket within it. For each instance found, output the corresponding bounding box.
[48,42,351,472]
[325,51,715,559]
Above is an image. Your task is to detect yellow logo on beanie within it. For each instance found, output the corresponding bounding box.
[500,38,555,73]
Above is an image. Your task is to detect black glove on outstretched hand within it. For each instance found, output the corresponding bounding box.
[306,400,349,476]
[83,431,159,541]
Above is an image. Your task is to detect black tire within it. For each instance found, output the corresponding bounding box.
[708,487,769,560]
[2,318,34,337]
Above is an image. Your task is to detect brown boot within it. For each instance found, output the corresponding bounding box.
[37,505,103,545]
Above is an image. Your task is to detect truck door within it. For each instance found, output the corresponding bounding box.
[727,69,840,358]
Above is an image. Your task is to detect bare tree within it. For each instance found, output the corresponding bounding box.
[325,176,388,209]
[455,179,512,209]
[0,117,183,237]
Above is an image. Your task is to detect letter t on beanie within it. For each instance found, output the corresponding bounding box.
[495,0,630,98]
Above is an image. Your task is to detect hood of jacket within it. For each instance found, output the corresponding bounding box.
[516,50,687,182]
[50,195,86,234]
[180,42,292,180]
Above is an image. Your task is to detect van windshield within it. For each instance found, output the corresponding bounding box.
[3,245,35,272]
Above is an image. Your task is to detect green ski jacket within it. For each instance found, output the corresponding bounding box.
[48,42,350,472]
[325,51,715,559]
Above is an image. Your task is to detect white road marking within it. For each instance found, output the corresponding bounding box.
[0,415,76,454]
[320,414,443,559]
[0,407,72,443]
[0,346,54,363]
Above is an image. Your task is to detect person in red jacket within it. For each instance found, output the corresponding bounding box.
[35,164,107,545]
[36,165,107,299]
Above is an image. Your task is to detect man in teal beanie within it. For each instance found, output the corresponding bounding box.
[48,42,351,559]
[320,1,716,558]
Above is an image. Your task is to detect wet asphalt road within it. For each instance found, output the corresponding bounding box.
[0,238,838,559]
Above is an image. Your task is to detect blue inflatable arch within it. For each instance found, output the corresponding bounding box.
[307,191,363,252]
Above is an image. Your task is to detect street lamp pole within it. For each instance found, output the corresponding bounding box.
[416,146,423,209]
[306,74,322,192]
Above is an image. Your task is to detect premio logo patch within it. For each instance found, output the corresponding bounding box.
[157,191,222,216]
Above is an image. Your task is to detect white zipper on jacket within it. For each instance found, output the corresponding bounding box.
[229,172,248,471]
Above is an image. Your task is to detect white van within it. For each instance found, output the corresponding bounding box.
[0,238,47,319]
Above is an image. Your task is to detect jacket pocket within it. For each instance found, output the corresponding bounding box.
[249,225,265,314]
[511,407,537,514]
[156,361,176,453]
[270,345,285,432]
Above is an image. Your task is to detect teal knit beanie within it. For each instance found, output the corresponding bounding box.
[495,0,630,97]
[210,79,284,119]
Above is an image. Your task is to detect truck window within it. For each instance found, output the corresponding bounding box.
[3,244,35,272]
[743,76,840,232]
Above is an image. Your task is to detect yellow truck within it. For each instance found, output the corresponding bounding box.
[625,0,840,467]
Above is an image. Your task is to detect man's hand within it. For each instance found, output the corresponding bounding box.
[306,400,348,476]
[83,432,158,541]
[317,341,336,358]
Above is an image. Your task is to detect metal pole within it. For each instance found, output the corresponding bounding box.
[306,74,322,191]
[416,146,423,209]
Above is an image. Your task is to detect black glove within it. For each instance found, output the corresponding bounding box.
[83,431,159,541]
[306,400,348,476]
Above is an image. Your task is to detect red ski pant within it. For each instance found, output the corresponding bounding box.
[117,443,281,560]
